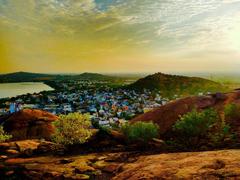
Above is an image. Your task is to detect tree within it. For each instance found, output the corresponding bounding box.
[224,103,240,120]
[0,126,12,142]
[173,108,234,149]
[52,113,93,145]
[121,122,159,143]
[173,108,218,137]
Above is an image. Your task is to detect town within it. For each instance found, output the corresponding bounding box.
[0,80,170,127]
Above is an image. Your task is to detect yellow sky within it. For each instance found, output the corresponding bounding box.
[1,0,240,74]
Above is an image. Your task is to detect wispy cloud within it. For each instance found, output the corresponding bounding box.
[1,0,240,73]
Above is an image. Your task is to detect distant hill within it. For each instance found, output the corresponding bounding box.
[128,72,226,96]
[74,72,114,81]
[0,72,56,83]
[0,72,114,83]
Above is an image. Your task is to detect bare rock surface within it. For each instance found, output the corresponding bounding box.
[114,149,240,180]
[1,149,240,179]
[0,139,64,157]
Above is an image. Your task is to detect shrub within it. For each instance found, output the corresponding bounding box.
[121,122,159,143]
[224,103,240,119]
[99,125,111,134]
[52,113,93,145]
[0,126,12,142]
[173,108,219,138]
[209,124,232,146]
[173,108,235,148]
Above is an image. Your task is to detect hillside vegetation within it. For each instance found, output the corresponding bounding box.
[128,72,227,97]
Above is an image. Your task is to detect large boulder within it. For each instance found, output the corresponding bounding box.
[1,109,58,140]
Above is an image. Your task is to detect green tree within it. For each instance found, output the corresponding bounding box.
[52,113,93,145]
[0,126,12,142]
[173,108,219,147]
[173,108,234,149]
[121,122,159,143]
[174,108,218,137]
[224,103,240,119]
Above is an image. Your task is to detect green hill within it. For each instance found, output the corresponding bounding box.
[0,72,57,83]
[0,72,114,83]
[128,72,227,97]
[73,73,114,81]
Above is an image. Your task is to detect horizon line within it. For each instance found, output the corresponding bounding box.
[1,71,240,75]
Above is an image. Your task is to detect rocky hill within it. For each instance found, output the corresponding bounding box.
[131,90,240,138]
[128,72,226,96]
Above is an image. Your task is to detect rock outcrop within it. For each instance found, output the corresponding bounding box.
[0,140,64,157]
[1,149,240,179]
[114,149,240,180]
[131,90,240,135]
[1,109,58,140]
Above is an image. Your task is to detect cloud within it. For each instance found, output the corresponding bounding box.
[1,0,240,73]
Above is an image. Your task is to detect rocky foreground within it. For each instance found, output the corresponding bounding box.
[0,140,240,180]
[2,91,240,179]
[114,150,240,180]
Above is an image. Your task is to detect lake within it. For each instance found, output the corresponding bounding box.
[0,82,54,99]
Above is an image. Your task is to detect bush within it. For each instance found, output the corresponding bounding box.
[0,126,12,142]
[121,122,159,143]
[209,123,233,146]
[224,103,240,119]
[52,113,93,145]
[173,108,235,148]
[173,108,218,138]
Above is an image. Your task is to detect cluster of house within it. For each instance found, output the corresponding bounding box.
[0,81,170,127]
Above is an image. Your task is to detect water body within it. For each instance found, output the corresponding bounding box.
[0,82,54,99]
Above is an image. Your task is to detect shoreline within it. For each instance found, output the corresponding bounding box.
[0,82,55,100]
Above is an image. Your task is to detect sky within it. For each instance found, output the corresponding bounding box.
[1,0,240,74]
